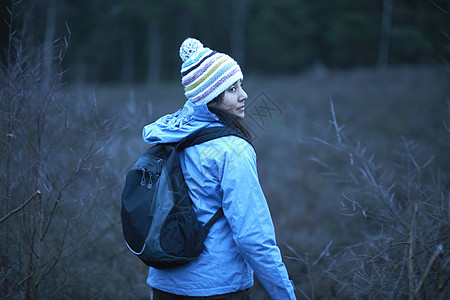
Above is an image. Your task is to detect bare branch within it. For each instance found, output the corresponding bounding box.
[0,191,41,224]
[329,97,343,145]
[428,0,450,15]
[313,240,333,266]
[414,244,443,295]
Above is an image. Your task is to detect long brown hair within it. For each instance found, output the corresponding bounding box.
[207,93,252,143]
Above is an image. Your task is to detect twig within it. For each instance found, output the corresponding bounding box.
[414,244,443,296]
[284,244,315,299]
[428,0,450,15]
[313,240,333,266]
[408,203,418,300]
[0,191,41,224]
[329,98,343,145]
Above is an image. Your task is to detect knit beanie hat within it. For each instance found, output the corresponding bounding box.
[179,38,243,106]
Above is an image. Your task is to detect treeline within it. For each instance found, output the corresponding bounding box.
[1,0,449,84]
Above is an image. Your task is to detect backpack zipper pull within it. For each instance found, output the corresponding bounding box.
[140,168,147,186]
[147,173,153,189]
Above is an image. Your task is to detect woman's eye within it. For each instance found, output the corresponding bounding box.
[229,86,236,93]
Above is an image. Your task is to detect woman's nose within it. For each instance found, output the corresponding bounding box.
[239,88,248,101]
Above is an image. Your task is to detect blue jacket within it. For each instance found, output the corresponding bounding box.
[142,101,296,299]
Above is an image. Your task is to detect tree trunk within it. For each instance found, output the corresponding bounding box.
[43,0,56,88]
[121,23,135,84]
[147,20,162,85]
[377,0,394,70]
[230,0,247,66]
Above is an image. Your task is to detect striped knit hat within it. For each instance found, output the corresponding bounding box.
[179,38,243,106]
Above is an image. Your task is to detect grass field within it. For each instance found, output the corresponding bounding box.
[2,63,448,299]
[80,64,448,299]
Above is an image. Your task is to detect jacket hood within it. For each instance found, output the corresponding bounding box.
[142,100,221,144]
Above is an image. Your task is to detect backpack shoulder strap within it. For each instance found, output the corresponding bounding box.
[203,208,224,231]
[175,126,248,229]
[176,126,249,150]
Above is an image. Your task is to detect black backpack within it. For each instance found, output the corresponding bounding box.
[121,126,247,269]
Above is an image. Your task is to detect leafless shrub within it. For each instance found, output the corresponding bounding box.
[310,99,449,299]
[0,1,114,298]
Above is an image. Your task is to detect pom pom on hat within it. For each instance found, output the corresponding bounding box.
[179,38,204,62]
[179,37,243,106]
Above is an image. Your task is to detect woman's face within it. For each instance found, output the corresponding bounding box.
[218,80,248,118]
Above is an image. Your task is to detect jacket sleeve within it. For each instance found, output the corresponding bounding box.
[218,137,297,300]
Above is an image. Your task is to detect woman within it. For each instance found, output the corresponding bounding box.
[142,38,296,300]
